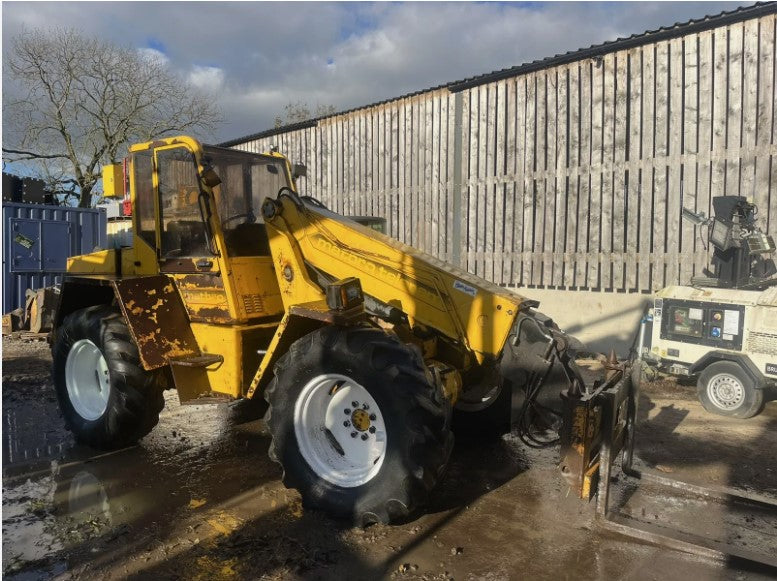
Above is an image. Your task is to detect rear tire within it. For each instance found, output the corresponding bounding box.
[52,305,165,449]
[265,326,453,525]
[696,361,763,419]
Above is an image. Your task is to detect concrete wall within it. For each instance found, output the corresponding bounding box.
[514,287,651,356]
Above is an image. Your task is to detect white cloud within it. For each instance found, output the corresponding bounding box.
[136,47,169,66]
[188,65,225,90]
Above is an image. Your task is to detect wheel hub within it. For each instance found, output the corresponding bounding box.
[708,373,745,410]
[351,408,371,431]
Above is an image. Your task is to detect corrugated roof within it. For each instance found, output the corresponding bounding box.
[220,1,776,147]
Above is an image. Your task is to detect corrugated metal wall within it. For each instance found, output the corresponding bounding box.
[3,202,107,313]
[231,10,777,294]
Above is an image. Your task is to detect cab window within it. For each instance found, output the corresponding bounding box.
[204,146,288,257]
[156,147,210,258]
[132,151,156,249]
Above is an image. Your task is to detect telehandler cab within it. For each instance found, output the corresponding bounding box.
[52,136,624,524]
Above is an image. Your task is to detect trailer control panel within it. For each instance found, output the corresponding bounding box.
[657,298,745,351]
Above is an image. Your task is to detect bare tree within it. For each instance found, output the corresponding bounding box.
[274,102,337,128]
[3,28,221,207]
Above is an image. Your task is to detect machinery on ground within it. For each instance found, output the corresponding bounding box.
[640,196,777,418]
[51,136,626,524]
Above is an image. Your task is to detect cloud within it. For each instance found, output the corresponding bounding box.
[188,65,225,90]
[2,1,750,143]
[137,47,169,66]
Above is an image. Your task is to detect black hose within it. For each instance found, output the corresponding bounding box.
[301,195,327,209]
[510,316,563,448]
[515,357,563,448]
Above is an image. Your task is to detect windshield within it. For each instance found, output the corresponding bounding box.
[203,146,290,257]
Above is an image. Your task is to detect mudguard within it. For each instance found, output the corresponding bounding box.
[689,351,767,388]
[111,275,201,369]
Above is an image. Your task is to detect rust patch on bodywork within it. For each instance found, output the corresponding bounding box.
[112,276,200,369]
[177,274,225,290]
[191,306,232,323]
[174,274,232,323]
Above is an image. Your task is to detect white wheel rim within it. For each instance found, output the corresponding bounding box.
[294,373,387,488]
[707,373,745,411]
[65,339,111,421]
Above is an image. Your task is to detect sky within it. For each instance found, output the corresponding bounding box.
[2,1,750,144]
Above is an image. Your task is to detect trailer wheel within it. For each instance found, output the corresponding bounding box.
[696,361,763,419]
[52,305,165,449]
[264,326,453,525]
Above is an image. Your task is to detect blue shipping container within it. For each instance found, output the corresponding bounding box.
[2,202,107,313]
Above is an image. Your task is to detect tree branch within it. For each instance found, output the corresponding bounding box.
[2,147,70,160]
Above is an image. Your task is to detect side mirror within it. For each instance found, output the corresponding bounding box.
[200,165,222,188]
[292,163,307,180]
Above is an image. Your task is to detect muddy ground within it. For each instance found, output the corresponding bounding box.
[2,334,776,580]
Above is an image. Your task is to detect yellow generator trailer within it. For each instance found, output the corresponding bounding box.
[52,136,611,524]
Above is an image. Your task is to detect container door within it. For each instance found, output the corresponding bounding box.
[40,221,71,272]
[9,219,41,272]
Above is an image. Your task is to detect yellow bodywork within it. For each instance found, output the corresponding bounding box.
[179,321,278,402]
[63,135,529,406]
[67,249,119,274]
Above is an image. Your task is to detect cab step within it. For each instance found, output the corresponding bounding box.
[168,353,224,368]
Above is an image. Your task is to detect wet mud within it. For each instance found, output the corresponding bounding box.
[2,335,776,580]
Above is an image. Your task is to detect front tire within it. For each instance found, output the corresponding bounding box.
[52,305,165,449]
[265,326,453,525]
[696,361,764,419]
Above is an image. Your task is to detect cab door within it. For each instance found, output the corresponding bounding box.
[153,144,233,323]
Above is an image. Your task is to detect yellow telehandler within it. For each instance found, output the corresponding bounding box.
[51,136,623,524]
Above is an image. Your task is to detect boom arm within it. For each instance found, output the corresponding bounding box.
[261,193,529,363]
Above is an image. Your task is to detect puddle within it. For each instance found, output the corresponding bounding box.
[2,472,62,569]
[4,407,71,467]
[2,389,279,577]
